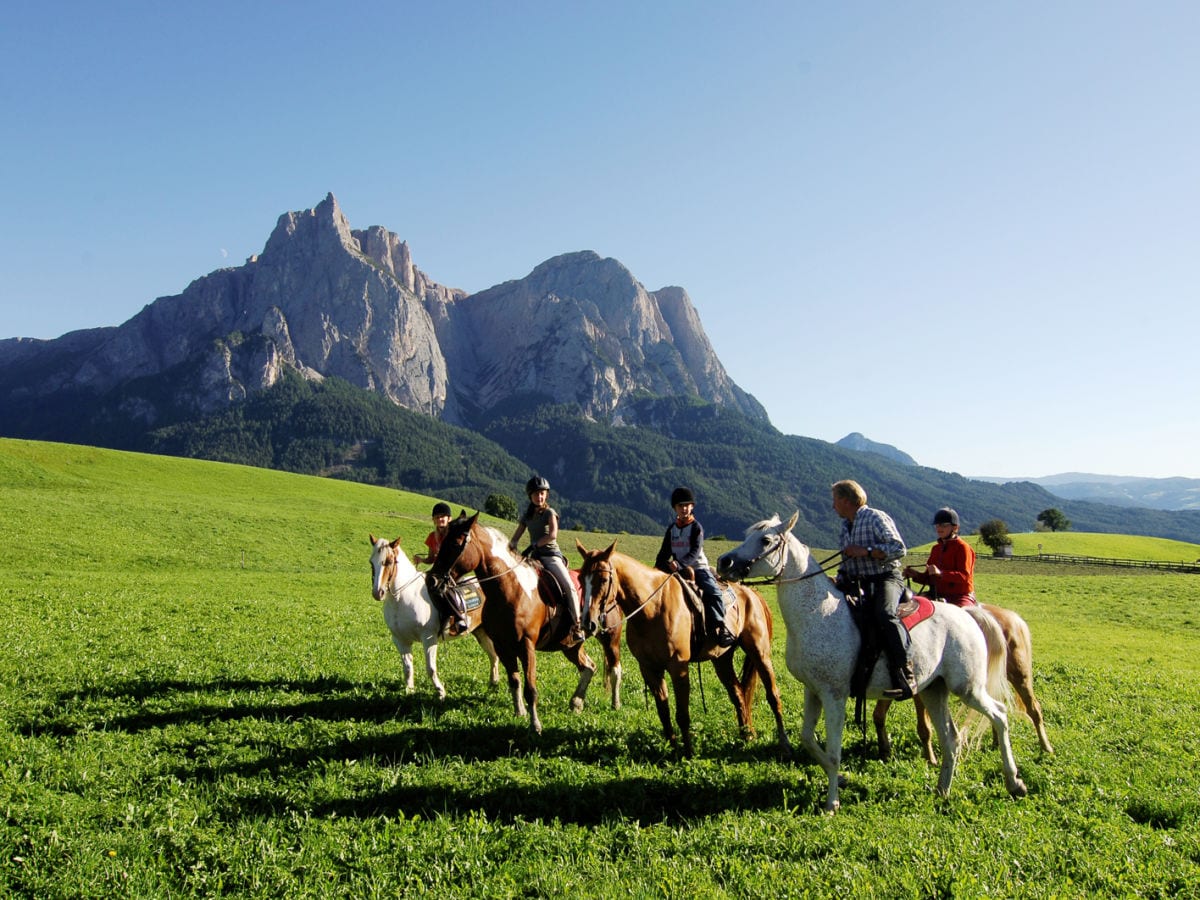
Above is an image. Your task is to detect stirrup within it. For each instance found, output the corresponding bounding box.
[882,681,914,701]
[711,624,737,648]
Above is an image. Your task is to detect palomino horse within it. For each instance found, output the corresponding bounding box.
[427,512,599,734]
[369,535,499,699]
[717,514,1027,812]
[576,540,792,759]
[873,599,1054,764]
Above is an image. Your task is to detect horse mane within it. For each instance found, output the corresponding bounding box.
[745,515,782,536]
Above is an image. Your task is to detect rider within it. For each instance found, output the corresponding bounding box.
[903,507,977,606]
[416,501,470,633]
[832,479,914,700]
[654,486,737,648]
[508,476,587,646]
[412,502,453,568]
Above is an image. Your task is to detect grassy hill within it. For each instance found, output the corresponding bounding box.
[4,438,1199,896]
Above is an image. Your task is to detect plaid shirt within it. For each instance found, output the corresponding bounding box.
[839,506,906,578]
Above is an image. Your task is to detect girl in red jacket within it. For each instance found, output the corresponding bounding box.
[903,507,977,606]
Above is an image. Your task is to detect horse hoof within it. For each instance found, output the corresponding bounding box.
[569,697,584,713]
[1010,779,1028,798]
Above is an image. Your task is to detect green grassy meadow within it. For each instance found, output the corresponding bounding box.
[2,438,1199,898]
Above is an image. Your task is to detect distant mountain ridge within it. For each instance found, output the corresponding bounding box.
[3,194,1199,545]
[835,432,918,467]
[971,473,1200,512]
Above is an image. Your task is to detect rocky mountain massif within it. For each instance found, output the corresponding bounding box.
[0,194,762,434]
[3,195,1199,545]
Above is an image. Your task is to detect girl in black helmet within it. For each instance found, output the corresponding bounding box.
[509,476,586,646]
[654,486,737,647]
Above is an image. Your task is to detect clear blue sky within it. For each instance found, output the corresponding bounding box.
[3,2,1197,479]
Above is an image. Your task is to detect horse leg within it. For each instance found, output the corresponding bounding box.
[1005,624,1054,754]
[959,683,1027,799]
[915,695,937,765]
[748,647,792,759]
[872,699,892,761]
[421,634,445,701]
[815,689,846,814]
[711,651,752,740]
[919,680,959,798]
[797,687,843,813]
[563,643,596,713]
[521,637,541,734]
[400,644,416,695]
[472,629,502,691]
[639,660,677,750]
[668,662,694,757]
[496,645,526,718]
[602,633,623,710]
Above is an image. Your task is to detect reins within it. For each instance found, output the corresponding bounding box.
[739,543,843,586]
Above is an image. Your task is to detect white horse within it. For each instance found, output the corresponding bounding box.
[716,513,1027,813]
[369,534,499,699]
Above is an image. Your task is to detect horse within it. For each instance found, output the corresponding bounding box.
[873,600,1054,764]
[716,513,1027,812]
[426,512,599,734]
[369,534,500,699]
[576,540,792,759]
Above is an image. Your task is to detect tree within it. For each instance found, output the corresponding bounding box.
[978,518,1013,554]
[485,492,518,521]
[1037,508,1071,532]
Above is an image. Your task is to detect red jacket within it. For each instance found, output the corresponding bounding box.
[924,535,976,600]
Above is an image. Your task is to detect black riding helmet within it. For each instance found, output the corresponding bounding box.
[526,475,550,496]
[432,502,452,517]
[670,486,695,506]
[932,507,959,527]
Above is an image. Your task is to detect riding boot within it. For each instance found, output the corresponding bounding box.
[449,590,470,635]
[882,662,916,701]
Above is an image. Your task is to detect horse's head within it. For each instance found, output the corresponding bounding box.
[576,539,618,634]
[369,534,405,601]
[427,511,478,580]
[717,512,800,582]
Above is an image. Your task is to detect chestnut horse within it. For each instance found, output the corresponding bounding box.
[369,535,499,699]
[873,600,1054,763]
[576,540,792,759]
[427,512,603,734]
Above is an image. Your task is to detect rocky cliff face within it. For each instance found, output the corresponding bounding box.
[0,194,766,431]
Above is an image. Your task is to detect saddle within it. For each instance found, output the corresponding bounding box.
[846,587,934,732]
[677,575,739,653]
[525,558,586,650]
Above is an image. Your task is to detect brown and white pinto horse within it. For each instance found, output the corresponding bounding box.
[576,540,792,759]
[873,600,1054,763]
[427,512,599,734]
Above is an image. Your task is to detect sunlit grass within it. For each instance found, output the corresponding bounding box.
[3,438,1199,897]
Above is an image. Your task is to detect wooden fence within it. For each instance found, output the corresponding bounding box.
[1001,552,1200,574]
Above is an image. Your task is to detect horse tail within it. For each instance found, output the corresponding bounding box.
[953,605,1012,753]
[991,605,1033,715]
[965,605,1010,706]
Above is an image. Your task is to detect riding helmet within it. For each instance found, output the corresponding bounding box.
[670,486,695,506]
[932,507,959,527]
[431,502,452,517]
[526,475,551,495]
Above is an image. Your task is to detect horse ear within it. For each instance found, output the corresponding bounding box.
[602,540,617,558]
[575,538,588,555]
[784,511,800,533]
[390,537,403,548]
[369,533,376,545]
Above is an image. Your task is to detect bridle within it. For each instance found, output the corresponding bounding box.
[735,530,843,586]
[582,557,671,632]
[373,543,424,598]
[427,518,533,595]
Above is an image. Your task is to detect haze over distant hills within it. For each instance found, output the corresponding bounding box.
[969,473,1200,512]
